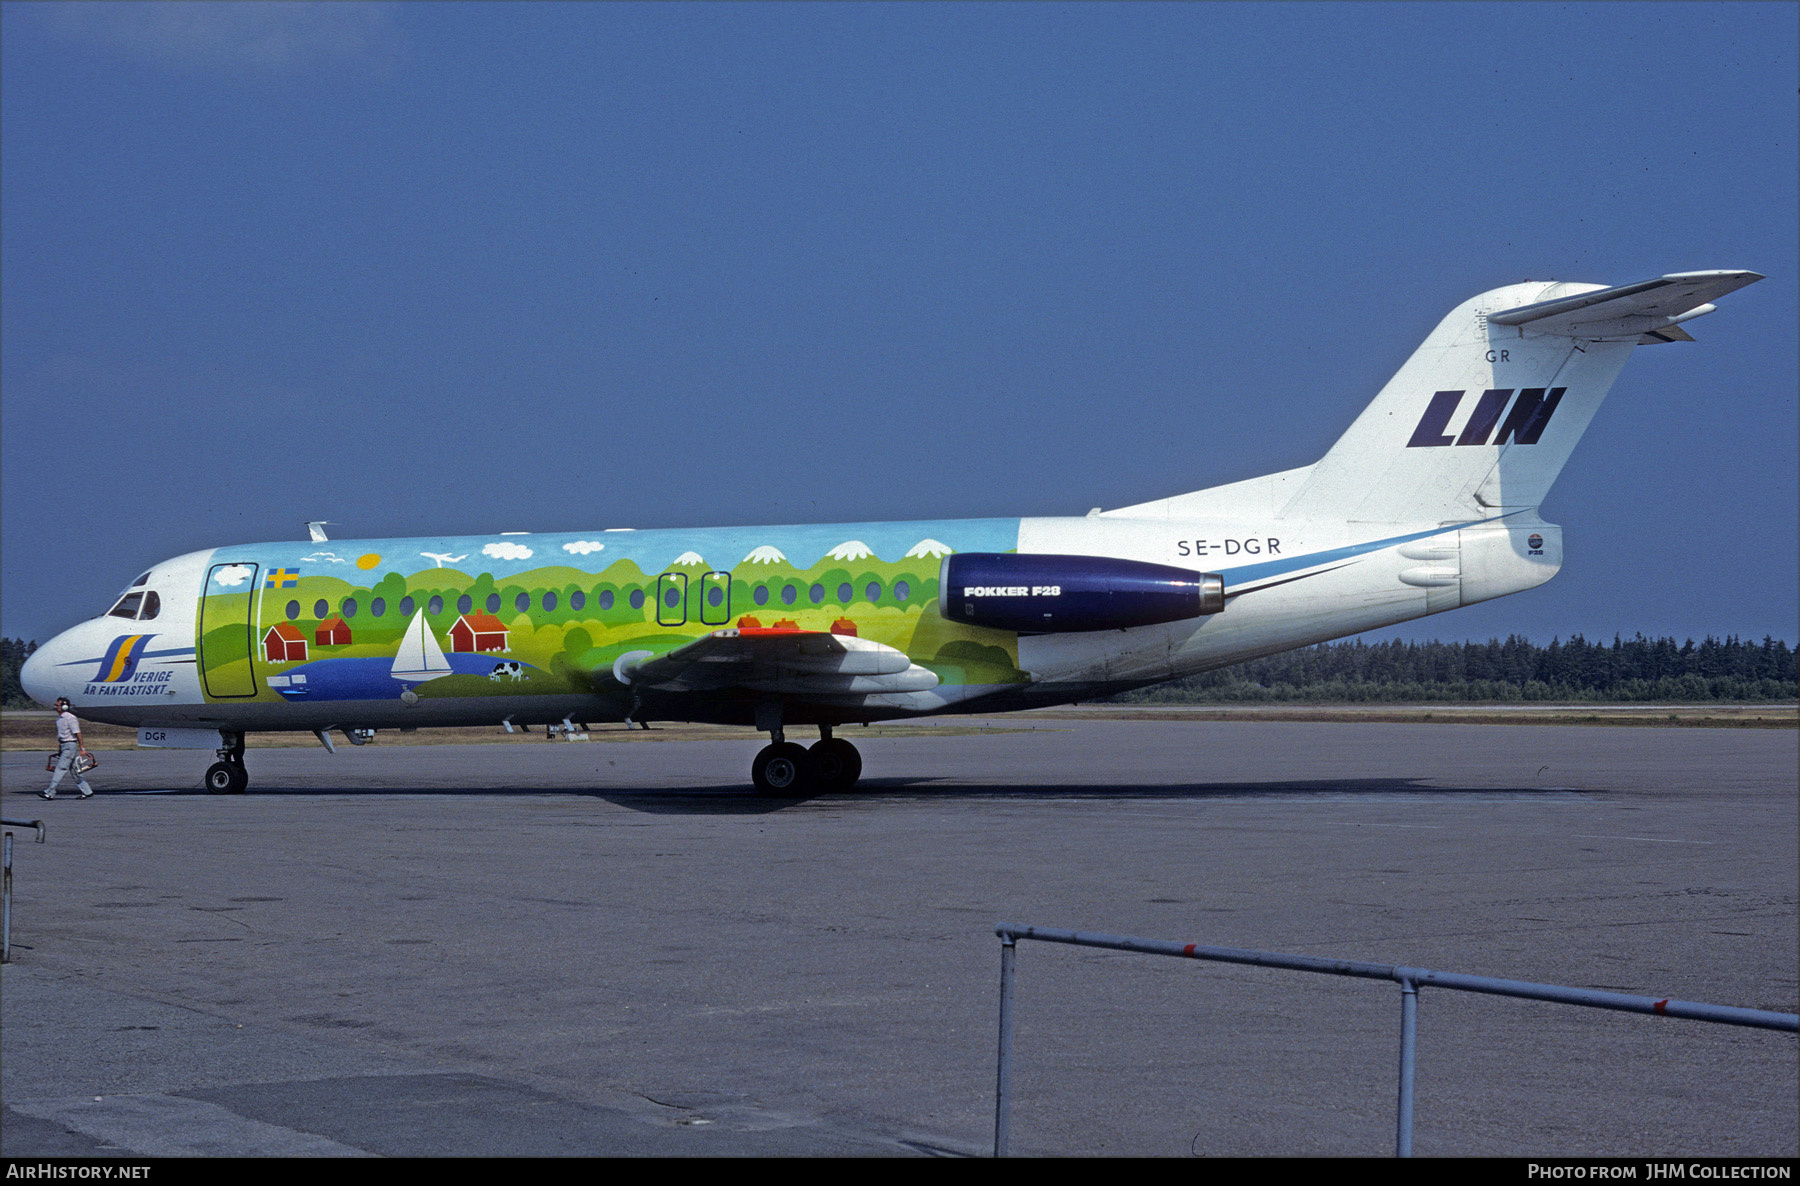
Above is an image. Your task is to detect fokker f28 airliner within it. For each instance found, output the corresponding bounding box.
[21,270,1762,794]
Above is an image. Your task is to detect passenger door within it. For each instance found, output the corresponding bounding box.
[198,562,259,697]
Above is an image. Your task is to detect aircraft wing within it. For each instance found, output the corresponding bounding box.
[614,628,940,696]
[1488,270,1763,343]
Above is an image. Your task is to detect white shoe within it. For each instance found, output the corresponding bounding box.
[79,789,93,799]
[40,790,55,800]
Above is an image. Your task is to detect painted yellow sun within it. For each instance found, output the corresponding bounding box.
[356,553,382,570]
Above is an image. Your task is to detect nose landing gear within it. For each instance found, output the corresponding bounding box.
[750,723,862,796]
[205,732,249,794]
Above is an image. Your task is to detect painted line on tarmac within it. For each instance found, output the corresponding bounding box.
[8,1094,374,1157]
[1318,821,1444,829]
[1570,833,1716,844]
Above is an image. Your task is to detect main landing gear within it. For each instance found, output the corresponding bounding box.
[751,724,862,796]
[205,731,249,794]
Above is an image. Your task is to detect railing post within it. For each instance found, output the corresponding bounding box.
[3,829,13,963]
[1396,975,1418,1157]
[995,932,1017,1157]
[2,820,47,966]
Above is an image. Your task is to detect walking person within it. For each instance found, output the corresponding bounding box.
[43,697,94,800]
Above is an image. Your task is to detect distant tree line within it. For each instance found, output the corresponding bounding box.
[1109,635,1798,704]
[3,633,1795,709]
[2,638,38,709]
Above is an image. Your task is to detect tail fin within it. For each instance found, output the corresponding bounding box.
[1277,271,1762,523]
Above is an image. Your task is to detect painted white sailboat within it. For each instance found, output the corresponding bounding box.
[390,609,453,683]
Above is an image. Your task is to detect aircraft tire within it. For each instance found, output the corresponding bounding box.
[204,762,248,795]
[752,742,815,796]
[808,738,862,790]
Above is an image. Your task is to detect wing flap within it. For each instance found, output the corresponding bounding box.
[1488,270,1762,340]
[617,628,939,696]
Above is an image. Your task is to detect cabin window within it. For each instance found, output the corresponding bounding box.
[780,584,798,606]
[487,594,501,613]
[515,592,530,613]
[458,595,472,615]
[428,596,444,616]
[399,596,415,616]
[140,591,161,620]
[109,592,143,619]
[629,589,645,610]
[894,580,911,602]
[314,599,330,620]
[753,585,769,606]
[809,584,825,605]
[342,598,358,619]
[837,583,853,604]
[569,591,585,611]
[286,601,301,621]
[598,590,615,610]
[663,588,680,609]
[865,582,882,603]
[707,585,724,607]
[371,598,386,618]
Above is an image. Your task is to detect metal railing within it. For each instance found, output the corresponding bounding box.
[1,817,47,964]
[992,923,1799,1158]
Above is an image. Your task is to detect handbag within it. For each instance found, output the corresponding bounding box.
[45,753,56,772]
[75,752,99,774]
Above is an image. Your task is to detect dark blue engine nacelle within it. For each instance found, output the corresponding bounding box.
[940,553,1225,634]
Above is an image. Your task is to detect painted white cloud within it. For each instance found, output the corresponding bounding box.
[671,551,706,567]
[827,540,874,561]
[742,545,787,565]
[905,539,952,559]
[562,540,606,555]
[211,564,254,587]
[482,542,534,561]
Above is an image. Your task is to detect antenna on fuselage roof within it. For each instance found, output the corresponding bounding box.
[305,521,332,542]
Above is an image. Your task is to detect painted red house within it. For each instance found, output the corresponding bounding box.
[315,617,351,646]
[448,612,509,653]
[263,621,308,663]
[830,617,858,637]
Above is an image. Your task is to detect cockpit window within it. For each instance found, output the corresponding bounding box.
[131,572,151,587]
[106,589,160,620]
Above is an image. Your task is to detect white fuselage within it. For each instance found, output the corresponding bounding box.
[19,510,1559,735]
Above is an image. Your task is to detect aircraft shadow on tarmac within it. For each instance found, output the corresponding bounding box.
[593,777,1590,814]
[61,776,1590,816]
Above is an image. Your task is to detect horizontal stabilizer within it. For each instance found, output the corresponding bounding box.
[1488,270,1762,341]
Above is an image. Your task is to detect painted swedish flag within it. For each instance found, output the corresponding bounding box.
[266,568,300,588]
[93,634,154,684]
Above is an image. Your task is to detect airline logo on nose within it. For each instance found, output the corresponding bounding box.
[1406,388,1567,448]
[93,634,155,684]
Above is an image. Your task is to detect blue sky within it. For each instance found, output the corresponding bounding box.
[4,2,1795,648]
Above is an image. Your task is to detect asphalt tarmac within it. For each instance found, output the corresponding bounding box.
[2,716,1795,1157]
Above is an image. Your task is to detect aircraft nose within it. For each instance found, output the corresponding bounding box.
[19,635,69,708]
